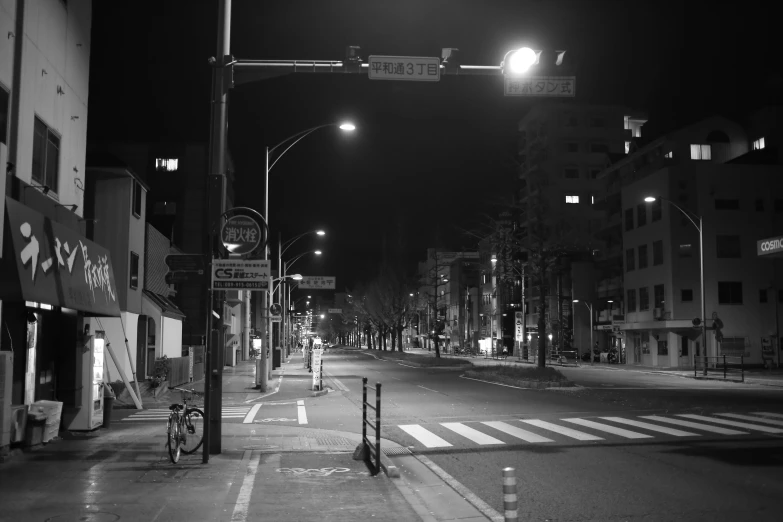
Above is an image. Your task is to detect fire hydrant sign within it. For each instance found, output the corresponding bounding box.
[311,348,323,390]
[221,215,263,255]
[211,259,270,290]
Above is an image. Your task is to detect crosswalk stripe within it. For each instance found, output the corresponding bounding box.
[677,414,783,434]
[297,400,308,425]
[399,425,452,448]
[752,412,783,420]
[561,418,653,439]
[244,404,262,424]
[715,413,783,427]
[520,419,603,441]
[640,416,748,435]
[599,417,699,437]
[481,421,554,443]
[441,423,505,445]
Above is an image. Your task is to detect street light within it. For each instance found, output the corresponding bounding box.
[573,299,594,365]
[278,249,322,360]
[645,195,705,371]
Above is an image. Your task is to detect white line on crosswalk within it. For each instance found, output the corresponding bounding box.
[481,421,554,443]
[677,414,783,434]
[561,418,653,439]
[399,425,452,448]
[297,400,308,425]
[520,419,604,441]
[599,417,698,437]
[751,412,783,420]
[441,423,505,445]
[244,404,262,424]
[640,416,748,435]
[715,413,783,427]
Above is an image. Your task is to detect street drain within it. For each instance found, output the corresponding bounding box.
[383,447,412,456]
[45,513,120,522]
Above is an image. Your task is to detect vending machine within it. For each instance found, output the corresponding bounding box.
[63,329,104,431]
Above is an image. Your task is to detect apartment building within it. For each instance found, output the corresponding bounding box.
[596,113,783,367]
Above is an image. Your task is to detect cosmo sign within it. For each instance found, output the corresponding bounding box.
[757,235,783,257]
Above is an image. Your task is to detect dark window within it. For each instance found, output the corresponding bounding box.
[625,208,634,231]
[590,169,601,179]
[651,198,662,221]
[779,289,783,303]
[32,116,60,192]
[590,143,609,153]
[564,168,579,179]
[626,289,636,312]
[681,336,689,356]
[566,142,579,153]
[654,284,665,309]
[132,181,142,218]
[760,289,768,303]
[716,235,741,258]
[565,115,578,127]
[638,245,648,269]
[681,289,693,302]
[718,281,742,304]
[755,199,764,211]
[775,200,783,213]
[715,199,740,210]
[130,252,140,289]
[626,248,635,271]
[0,85,9,145]
[590,117,605,128]
[679,244,693,258]
[636,204,647,227]
[657,340,668,356]
[639,287,650,311]
[653,240,663,265]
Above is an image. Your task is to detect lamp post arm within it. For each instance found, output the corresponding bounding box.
[286,249,318,272]
[268,123,335,170]
[281,230,318,258]
[659,196,702,232]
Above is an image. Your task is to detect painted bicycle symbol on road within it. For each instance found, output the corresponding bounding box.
[276,467,369,477]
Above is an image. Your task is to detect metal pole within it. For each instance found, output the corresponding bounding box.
[362,377,367,449]
[503,467,518,522]
[521,266,526,360]
[699,218,707,375]
[376,382,382,475]
[775,287,780,369]
[203,0,232,461]
[589,303,594,366]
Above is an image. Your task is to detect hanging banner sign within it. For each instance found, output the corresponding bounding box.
[515,312,524,341]
[311,348,323,390]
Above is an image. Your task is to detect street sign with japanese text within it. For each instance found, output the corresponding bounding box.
[298,276,336,290]
[368,55,440,82]
[221,215,263,255]
[504,76,576,97]
[211,259,270,290]
[515,312,524,342]
[328,308,342,314]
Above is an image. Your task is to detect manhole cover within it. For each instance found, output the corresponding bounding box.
[45,513,120,522]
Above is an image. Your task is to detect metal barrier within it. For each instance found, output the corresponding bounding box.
[168,356,191,387]
[694,355,744,382]
[362,377,382,475]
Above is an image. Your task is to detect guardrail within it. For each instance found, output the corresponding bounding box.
[362,377,382,475]
[694,355,744,382]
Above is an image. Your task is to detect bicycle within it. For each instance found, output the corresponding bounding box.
[166,386,205,463]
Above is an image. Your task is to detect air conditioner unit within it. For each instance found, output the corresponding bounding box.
[654,308,662,320]
[10,405,27,444]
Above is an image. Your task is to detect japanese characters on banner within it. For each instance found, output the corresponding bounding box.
[211,259,270,290]
[504,76,576,97]
[298,276,336,290]
[3,197,121,316]
[515,312,524,342]
[311,348,323,390]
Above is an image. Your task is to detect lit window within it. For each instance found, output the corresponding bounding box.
[565,195,579,204]
[689,144,711,160]
[664,151,673,159]
[155,158,179,171]
[591,195,594,204]
[624,116,630,130]
[753,137,765,150]
[625,141,630,154]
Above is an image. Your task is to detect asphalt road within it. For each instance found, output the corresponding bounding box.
[316,347,783,521]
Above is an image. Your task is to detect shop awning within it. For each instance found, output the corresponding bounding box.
[1,197,121,316]
[142,290,185,319]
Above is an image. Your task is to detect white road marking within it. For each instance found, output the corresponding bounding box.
[243,404,262,424]
[398,425,453,448]
[751,412,783,420]
[519,419,604,441]
[715,413,783,427]
[441,423,505,445]
[677,414,783,434]
[640,415,748,435]
[297,400,308,425]
[231,451,260,522]
[418,385,439,393]
[599,417,699,437]
[481,421,554,443]
[561,418,653,439]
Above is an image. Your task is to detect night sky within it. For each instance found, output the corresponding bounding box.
[88,0,777,291]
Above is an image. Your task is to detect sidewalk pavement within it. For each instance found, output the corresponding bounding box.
[384,345,783,387]
[0,351,492,522]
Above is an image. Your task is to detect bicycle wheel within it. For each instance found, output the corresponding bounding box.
[167,413,181,463]
[180,408,204,454]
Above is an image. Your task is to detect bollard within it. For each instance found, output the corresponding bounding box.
[502,467,518,522]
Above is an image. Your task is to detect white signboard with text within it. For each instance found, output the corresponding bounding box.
[368,55,440,82]
[211,259,270,290]
[504,76,576,97]
[515,312,524,342]
[299,276,336,290]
